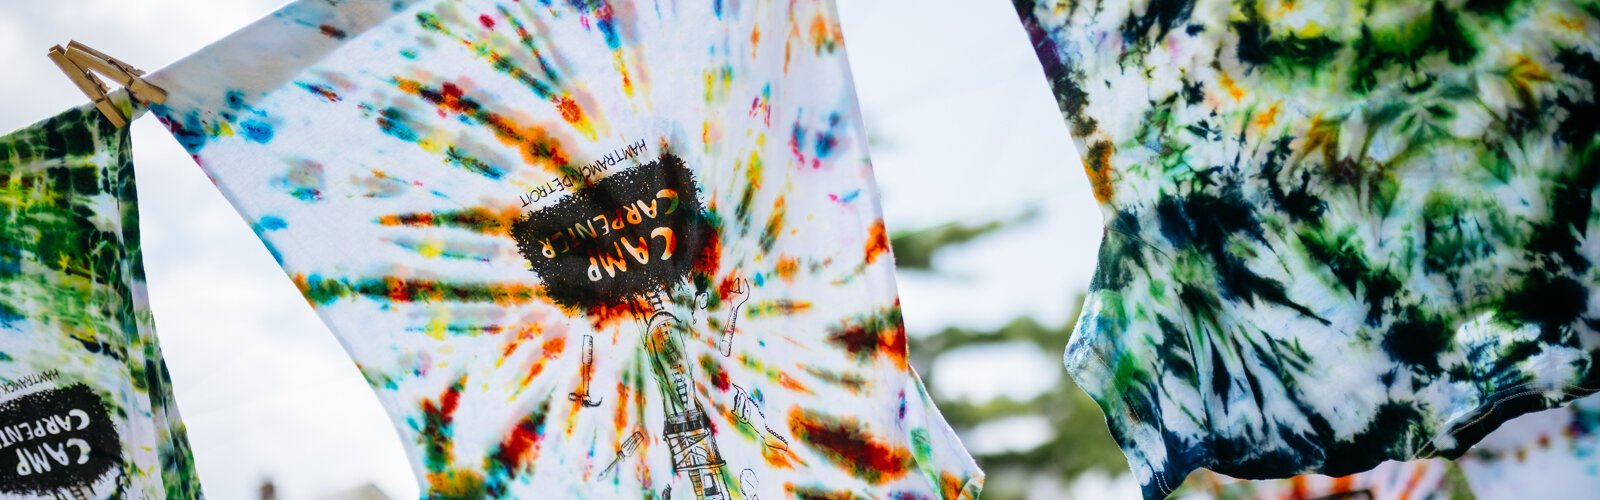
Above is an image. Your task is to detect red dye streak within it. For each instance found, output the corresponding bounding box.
[789,134,805,164]
[716,275,741,302]
[386,212,432,226]
[396,78,573,174]
[554,96,584,125]
[694,225,724,277]
[479,14,496,29]
[305,84,340,102]
[319,24,347,39]
[423,377,465,426]
[386,277,412,303]
[713,371,730,391]
[582,297,645,331]
[787,409,912,484]
[827,311,908,370]
[705,357,729,391]
[491,415,543,471]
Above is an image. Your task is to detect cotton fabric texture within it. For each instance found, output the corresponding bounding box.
[1012,0,1600,497]
[0,103,200,499]
[145,1,981,498]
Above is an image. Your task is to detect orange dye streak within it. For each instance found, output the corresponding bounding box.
[863,220,890,264]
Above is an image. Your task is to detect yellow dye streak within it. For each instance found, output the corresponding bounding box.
[1219,71,1246,103]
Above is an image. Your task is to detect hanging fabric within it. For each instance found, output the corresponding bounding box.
[0,102,201,499]
[143,1,982,498]
[1010,0,1600,497]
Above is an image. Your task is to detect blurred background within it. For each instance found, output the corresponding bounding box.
[0,1,1470,499]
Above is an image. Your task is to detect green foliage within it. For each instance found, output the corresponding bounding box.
[889,208,1038,271]
[912,314,1128,500]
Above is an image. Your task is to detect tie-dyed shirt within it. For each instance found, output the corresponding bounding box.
[146,1,981,498]
[0,104,200,499]
[1012,0,1600,497]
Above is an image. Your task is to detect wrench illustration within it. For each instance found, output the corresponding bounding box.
[719,278,751,357]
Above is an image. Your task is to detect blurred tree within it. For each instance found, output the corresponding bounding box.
[890,208,1039,271]
[891,217,1128,500]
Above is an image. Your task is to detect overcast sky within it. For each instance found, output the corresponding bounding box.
[0,1,1106,498]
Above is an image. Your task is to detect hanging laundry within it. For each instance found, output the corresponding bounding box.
[1010,0,1600,497]
[144,1,981,498]
[0,103,201,499]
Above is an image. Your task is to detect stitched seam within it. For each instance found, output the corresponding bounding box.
[1088,346,1177,496]
[1414,382,1600,459]
[1154,461,1173,495]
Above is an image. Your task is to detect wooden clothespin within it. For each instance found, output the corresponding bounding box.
[46,41,166,128]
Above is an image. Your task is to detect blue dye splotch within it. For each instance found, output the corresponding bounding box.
[154,107,210,153]
[225,90,250,111]
[376,107,420,142]
[258,216,289,231]
[240,119,276,144]
[813,112,843,158]
[790,120,806,154]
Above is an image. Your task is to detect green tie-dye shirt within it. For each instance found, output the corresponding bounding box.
[1012,0,1600,497]
[0,104,200,499]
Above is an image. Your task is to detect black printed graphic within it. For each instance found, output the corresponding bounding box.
[0,384,121,495]
[511,152,711,310]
